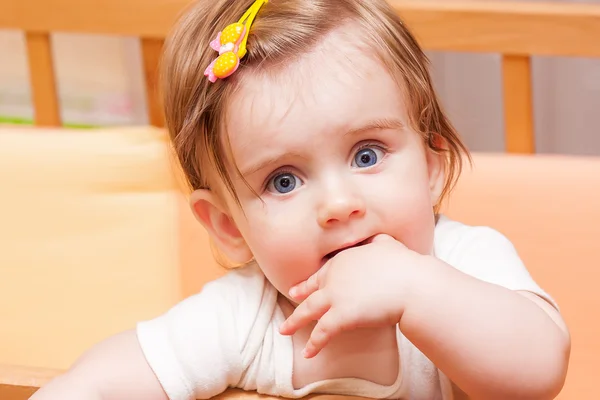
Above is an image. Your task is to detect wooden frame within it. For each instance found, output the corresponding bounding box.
[0,365,300,400]
[0,365,60,399]
[1,0,600,152]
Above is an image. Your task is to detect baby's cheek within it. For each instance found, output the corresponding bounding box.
[399,224,435,256]
[385,194,436,255]
[247,220,318,293]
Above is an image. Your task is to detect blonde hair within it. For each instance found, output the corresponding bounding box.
[162,0,470,212]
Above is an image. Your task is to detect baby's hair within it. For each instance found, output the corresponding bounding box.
[162,0,470,212]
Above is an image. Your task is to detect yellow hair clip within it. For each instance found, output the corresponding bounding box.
[204,0,268,83]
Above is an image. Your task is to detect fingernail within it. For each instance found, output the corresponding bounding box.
[289,287,298,298]
[302,347,309,358]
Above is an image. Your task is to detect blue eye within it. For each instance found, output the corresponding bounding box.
[352,146,384,168]
[267,172,301,194]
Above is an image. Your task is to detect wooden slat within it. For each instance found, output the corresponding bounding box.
[141,38,165,127]
[0,364,373,400]
[25,32,61,127]
[0,0,190,38]
[0,365,61,400]
[0,385,37,400]
[391,0,600,58]
[502,55,535,154]
[2,1,600,58]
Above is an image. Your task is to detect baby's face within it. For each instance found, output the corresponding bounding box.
[222,28,444,300]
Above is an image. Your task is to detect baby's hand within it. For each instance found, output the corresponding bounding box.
[279,234,424,358]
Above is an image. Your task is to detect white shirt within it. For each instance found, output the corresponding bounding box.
[136,215,556,400]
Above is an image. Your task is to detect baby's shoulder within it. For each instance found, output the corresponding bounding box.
[135,267,276,400]
[140,263,278,348]
[433,215,556,308]
[193,263,276,313]
[434,214,515,258]
[203,263,269,294]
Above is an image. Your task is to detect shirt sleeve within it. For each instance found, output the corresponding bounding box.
[135,278,245,400]
[445,225,558,310]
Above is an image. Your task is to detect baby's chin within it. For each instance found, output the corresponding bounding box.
[277,292,300,316]
[278,284,302,306]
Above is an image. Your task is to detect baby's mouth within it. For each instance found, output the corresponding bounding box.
[323,236,373,262]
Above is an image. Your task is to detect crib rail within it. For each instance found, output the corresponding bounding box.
[1,0,600,153]
[0,364,60,400]
[0,364,285,400]
[0,364,362,400]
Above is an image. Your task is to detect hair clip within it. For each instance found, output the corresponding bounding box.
[204,0,268,83]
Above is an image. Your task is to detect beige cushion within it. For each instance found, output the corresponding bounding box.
[0,126,222,369]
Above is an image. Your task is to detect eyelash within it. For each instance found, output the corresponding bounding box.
[261,141,389,191]
[263,167,296,192]
[353,141,389,162]
[354,141,388,153]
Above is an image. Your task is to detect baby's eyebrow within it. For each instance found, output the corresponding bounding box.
[344,118,405,137]
[240,152,308,178]
[239,118,404,178]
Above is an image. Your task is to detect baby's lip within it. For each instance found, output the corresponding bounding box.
[322,236,374,262]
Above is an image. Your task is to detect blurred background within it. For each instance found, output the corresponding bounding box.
[1,0,598,155]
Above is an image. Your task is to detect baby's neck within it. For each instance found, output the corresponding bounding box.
[278,295,399,389]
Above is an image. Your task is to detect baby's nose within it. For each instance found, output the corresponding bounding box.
[317,192,366,228]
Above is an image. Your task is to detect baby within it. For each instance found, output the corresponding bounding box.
[32,0,570,399]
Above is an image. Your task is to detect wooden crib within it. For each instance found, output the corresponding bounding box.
[1,1,599,399]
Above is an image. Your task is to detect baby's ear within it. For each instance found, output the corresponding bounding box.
[189,189,253,265]
[426,134,446,205]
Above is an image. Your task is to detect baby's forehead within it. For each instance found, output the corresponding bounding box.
[261,25,377,87]
[225,25,407,151]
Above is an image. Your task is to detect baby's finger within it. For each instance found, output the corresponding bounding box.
[289,268,323,301]
[279,290,329,336]
[302,310,344,359]
[371,234,408,249]
[370,233,396,243]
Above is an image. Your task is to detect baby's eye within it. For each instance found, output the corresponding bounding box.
[267,172,303,194]
[352,146,385,168]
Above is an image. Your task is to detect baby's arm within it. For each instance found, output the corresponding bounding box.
[404,259,569,400]
[401,232,570,400]
[30,330,168,400]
